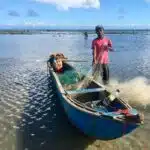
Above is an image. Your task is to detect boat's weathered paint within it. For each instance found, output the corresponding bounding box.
[49,65,140,140]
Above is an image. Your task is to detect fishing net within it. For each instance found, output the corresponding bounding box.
[58,70,81,87]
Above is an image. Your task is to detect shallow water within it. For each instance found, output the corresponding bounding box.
[0,32,150,150]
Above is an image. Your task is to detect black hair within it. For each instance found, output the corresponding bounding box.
[95,25,104,32]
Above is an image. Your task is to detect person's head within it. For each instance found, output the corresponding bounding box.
[53,57,63,70]
[95,25,104,38]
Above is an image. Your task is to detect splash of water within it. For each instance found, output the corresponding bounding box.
[108,77,150,106]
[77,67,150,109]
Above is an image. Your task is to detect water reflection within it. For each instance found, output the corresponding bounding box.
[16,69,94,150]
[1,32,150,150]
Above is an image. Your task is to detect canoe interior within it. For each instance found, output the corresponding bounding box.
[54,63,128,113]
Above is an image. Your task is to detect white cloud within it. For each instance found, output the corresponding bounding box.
[34,0,100,10]
[145,0,150,2]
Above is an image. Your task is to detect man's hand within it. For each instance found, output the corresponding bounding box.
[108,47,115,51]
[92,60,97,66]
[103,44,114,51]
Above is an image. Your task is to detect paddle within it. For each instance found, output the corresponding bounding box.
[62,58,88,62]
[65,60,88,62]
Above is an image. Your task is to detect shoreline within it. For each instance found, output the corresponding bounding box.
[0,29,150,35]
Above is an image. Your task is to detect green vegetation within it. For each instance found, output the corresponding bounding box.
[0,29,38,34]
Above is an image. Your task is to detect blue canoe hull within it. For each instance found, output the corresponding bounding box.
[57,91,138,140]
[49,66,139,140]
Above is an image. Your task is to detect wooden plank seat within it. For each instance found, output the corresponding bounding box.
[66,87,105,95]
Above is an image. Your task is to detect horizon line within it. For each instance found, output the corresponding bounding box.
[1,27,150,29]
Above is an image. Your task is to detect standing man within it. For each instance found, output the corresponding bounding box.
[91,25,114,85]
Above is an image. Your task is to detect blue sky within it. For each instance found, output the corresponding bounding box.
[0,0,150,29]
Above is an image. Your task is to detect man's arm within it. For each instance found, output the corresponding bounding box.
[108,39,114,51]
[91,40,97,65]
[93,46,97,64]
